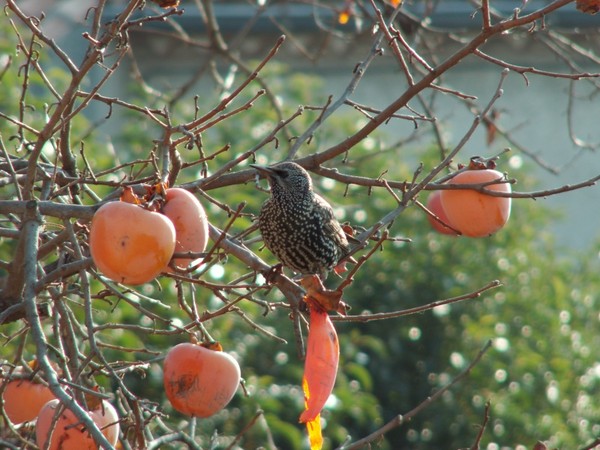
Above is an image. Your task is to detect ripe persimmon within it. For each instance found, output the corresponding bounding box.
[36,399,119,450]
[2,368,55,424]
[161,188,209,271]
[426,190,457,235]
[440,169,511,237]
[89,201,176,285]
[163,342,240,418]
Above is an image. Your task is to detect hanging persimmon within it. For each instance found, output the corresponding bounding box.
[2,365,55,424]
[89,201,176,285]
[35,399,119,450]
[440,168,512,237]
[161,188,209,271]
[163,342,240,418]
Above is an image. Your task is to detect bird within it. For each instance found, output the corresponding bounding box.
[250,161,351,279]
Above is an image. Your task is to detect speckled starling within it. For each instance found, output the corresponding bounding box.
[251,162,350,278]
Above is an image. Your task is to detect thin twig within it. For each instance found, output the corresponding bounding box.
[334,280,501,323]
[340,340,494,449]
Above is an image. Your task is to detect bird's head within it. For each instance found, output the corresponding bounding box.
[250,162,313,197]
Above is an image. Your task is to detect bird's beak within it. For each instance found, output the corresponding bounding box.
[249,164,274,177]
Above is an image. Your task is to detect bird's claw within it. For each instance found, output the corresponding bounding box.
[263,263,284,284]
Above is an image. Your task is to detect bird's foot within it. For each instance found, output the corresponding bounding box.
[262,263,284,284]
[298,274,349,315]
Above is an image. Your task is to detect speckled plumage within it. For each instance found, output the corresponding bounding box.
[251,162,350,277]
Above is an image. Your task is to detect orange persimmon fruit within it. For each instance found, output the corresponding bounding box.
[163,342,240,418]
[161,188,209,271]
[425,190,457,236]
[35,399,119,450]
[440,169,511,237]
[89,201,176,285]
[2,368,55,424]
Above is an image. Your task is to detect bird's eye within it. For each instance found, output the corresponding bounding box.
[275,169,289,179]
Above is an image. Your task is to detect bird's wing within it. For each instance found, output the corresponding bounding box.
[313,194,350,254]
